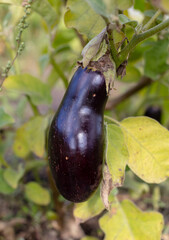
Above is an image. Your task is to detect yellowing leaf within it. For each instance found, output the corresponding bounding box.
[106,124,128,187]
[74,186,115,222]
[81,237,98,240]
[4,74,52,106]
[121,117,169,183]
[13,116,48,158]
[99,199,164,240]
[25,182,51,206]
[64,0,106,40]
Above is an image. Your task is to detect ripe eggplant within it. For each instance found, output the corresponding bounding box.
[144,106,162,123]
[48,67,108,202]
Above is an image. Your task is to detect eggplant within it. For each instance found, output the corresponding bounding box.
[48,67,108,202]
[144,106,162,123]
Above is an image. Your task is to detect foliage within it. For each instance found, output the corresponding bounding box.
[0,0,169,239]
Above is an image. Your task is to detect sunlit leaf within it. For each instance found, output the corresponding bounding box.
[25,182,51,206]
[13,116,49,158]
[99,199,164,240]
[74,186,115,222]
[121,117,169,183]
[81,237,98,240]
[106,124,128,187]
[4,74,52,106]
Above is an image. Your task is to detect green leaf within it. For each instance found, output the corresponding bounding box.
[119,14,138,28]
[106,124,128,187]
[74,186,115,222]
[81,237,98,240]
[120,65,141,82]
[116,0,134,11]
[144,39,169,80]
[0,169,14,195]
[4,74,52,106]
[13,116,49,158]
[121,117,169,183]
[25,160,46,172]
[99,199,164,240]
[85,0,134,17]
[0,107,14,128]
[64,0,106,40]
[134,0,146,12]
[3,167,24,189]
[25,182,51,206]
[32,0,58,27]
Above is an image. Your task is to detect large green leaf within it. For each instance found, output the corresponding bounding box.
[144,39,169,80]
[4,74,52,106]
[32,0,58,27]
[64,0,106,40]
[25,182,51,206]
[106,124,128,187]
[74,186,115,222]
[99,199,164,240]
[13,116,49,158]
[121,117,169,183]
[85,0,134,17]
[0,107,14,128]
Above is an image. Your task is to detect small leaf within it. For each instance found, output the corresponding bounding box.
[106,124,128,187]
[144,39,169,80]
[121,117,169,183]
[25,182,51,206]
[74,186,115,222]
[3,167,24,189]
[82,28,106,67]
[4,74,52,106]
[64,0,106,40]
[99,199,164,240]
[0,169,14,195]
[0,107,14,128]
[13,116,49,158]
[119,14,138,28]
[32,0,58,27]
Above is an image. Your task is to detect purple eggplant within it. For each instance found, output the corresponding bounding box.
[48,67,108,202]
[144,106,162,123]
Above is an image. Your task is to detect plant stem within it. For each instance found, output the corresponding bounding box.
[118,18,169,67]
[106,76,153,109]
[50,57,69,89]
[142,9,162,31]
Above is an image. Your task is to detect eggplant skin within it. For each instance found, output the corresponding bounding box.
[48,67,108,202]
[144,106,162,123]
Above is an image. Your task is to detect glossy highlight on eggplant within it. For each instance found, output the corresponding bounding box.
[48,67,108,202]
